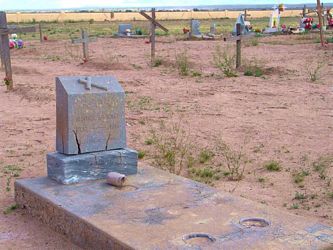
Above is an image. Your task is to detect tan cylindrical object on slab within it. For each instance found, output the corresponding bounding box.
[107,172,126,187]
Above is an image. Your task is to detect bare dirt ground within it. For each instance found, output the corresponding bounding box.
[0,35,332,249]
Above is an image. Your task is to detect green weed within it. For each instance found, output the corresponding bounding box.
[213,45,238,77]
[243,59,264,77]
[149,120,194,175]
[190,167,219,184]
[264,161,281,172]
[175,50,190,76]
[191,70,202,77]
[313,155,333,180]
[294,192,307,200]
[293,170,309,184]
[2,165,22,192]
[145,138,154,145]
[152,57,163,67]
[3,204,18,215]
[198,150,214,164]
[138,151,145,159]
[290,203,299,209]
[215,140,248,181]
[307,61,324,82]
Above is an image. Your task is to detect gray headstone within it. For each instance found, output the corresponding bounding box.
[118,23,132,35]
[210,23,216,34]
[191,20,201,36]
[233,14,250,35]
[56,76,126,155]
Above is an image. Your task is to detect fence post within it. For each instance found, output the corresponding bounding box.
[0,12,13,90]
[150,8,156,65]
[39,22,43,43]
[236,23,241,69]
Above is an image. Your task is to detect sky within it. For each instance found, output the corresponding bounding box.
[0,0,324,10]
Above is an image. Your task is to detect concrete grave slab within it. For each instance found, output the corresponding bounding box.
[56,76,127,155]
[15,166,333,250]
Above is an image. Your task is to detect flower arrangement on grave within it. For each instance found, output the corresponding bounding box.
[278,4,285,12]
[9,33,24,49]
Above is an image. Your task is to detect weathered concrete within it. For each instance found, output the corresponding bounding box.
[56,76,126,155]
[15,166,333,250]
[47,148,138,184]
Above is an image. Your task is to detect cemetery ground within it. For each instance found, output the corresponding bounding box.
[16,16,302,41]
[0,32,332,248]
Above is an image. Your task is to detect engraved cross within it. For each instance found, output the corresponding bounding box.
[78,77,108,91]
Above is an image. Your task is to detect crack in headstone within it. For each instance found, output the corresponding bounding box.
[72,130,81,154]
[105,132,111,150]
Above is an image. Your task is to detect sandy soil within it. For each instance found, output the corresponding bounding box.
[0,35,332,249]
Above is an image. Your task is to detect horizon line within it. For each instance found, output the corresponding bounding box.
[3,3,333,12]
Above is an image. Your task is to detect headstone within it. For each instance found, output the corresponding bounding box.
[209,23,216,35]
[47,76,138,184]
[264,7,280,33]
[118,23,132,36]
[233,14,250,35]
[191,20,201,37]
[269,7,280,29]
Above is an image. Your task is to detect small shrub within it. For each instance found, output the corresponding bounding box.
[89,19,94,24]
[213,45,238,77]
[290,203,299,209]
[313,155,333,180]
[244,69,253,76]
[138,151,145,159]
[293,170,309,184]
[328,192,333,199]
[145,138,154,145]
[3,204,18,215]
[190,167,219,184]
[175,50,190,76]
[2,165,22,192]
[254,68,264,77]
[149,121,194,175]
[294,192,307,200]
[307,61,324,82]
[215,140,248,181]
[264,161,281,172]
[191,70,202,77]
[152,58,163,67]
[198,150,214,164]
[243,59,264,77]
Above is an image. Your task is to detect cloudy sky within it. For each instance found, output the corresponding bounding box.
[0,0,322,10]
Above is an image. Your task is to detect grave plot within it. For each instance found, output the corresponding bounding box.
[71,29,96,62]
[0,11,332,250]
[14,75,333,249]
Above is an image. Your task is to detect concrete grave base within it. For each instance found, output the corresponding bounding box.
[15,166,333,249]
[47,148,137,184]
